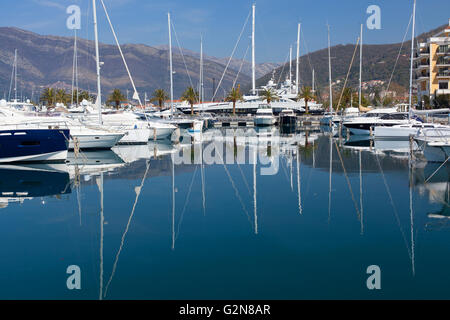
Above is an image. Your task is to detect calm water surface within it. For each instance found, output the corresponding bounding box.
[0,128,449,300]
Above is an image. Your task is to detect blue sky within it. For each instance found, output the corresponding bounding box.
[1,0,449,63]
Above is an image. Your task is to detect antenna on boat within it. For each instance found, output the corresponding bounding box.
[168,12,174,119]
[408,0,417,119]
[92,0,103,125]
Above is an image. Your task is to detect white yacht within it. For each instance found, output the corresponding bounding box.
[342,109,413,135]
[0,100,124,150]
[254,104,276,126]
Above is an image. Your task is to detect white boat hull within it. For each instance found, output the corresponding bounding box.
[69,133,123,149]
[374,126,419,140]
[254,116,276,126]
[0,150,68,163]
[119,128,151,144]
[149,126,177,140]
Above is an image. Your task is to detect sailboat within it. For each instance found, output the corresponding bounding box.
[81,0,176,144]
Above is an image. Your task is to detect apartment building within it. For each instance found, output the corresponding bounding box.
[415,19,450,101]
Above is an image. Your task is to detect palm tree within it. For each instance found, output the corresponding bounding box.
[226,85,243,116]
[181,86,199,116]
[298,86,316,114]
[151,89,169,109]
[107,89,126,109]
[55,89,69,105]
[78,90,92,102]
[40,88,55,107]
[260,88,279,105]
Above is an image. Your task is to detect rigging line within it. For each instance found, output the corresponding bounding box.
[300,27,315,77]
[375,153,412,258]
[237,161,252,196]
[212,9,252,101]
[233,44,251,89]
[276,51,290,87]
[425,156,450,183]
[100,0,142,106]
[170,21,195,92]
[386,13,413,93]
[336,36,360,110]
[218,147,253,226]
[333,140,361,221]
[175,165,199,241]
[104,160,151,297]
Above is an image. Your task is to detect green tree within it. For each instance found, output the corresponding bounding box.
[55,89,69,104]
[181,86,199,116]
[298,86,316,114]
[151,89,169,109]
[260,88,279,105]
[107,89,126,109]
[382,96,393,107]
[40,88,55,107]
[226,85,243,116]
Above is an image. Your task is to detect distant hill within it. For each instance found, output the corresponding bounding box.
[0,27,252,102]
[252,24,447,98]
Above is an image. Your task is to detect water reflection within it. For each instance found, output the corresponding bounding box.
[0,128,449,299]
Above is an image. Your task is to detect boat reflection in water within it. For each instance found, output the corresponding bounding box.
[1,128,450,300]
[0,164,71,208]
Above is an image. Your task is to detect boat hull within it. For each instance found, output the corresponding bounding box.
[69,133,124,150]
[118,128,151,145]
[373,126,419,140]
[0,129,69,163]
[254,117,276,127]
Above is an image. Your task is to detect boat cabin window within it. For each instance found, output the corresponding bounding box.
[380,113,408,120]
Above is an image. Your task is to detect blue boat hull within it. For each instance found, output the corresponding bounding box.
[0,129,69,163]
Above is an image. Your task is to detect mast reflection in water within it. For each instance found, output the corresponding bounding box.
[0,129,448,300]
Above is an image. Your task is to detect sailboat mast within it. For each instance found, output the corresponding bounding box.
[251,4,256,95]
[408,0,417,115]
[359,24,363,108]
[168,13,174,119]
[327,24,333,113]
[296,23,301,94]
[75,29,79,107]
[14,49,17,102]
[200,35,204,104]
[92,0,102,125]
[289,45,292,94]
[312,69,315,93]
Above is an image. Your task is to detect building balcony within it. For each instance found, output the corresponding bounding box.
[436,58,450,66]
[415,73,430,80]
[437,47,450,55]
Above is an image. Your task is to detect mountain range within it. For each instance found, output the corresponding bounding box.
[0,23,446,103]
[251,24,448,98]
[0,27,270,101]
